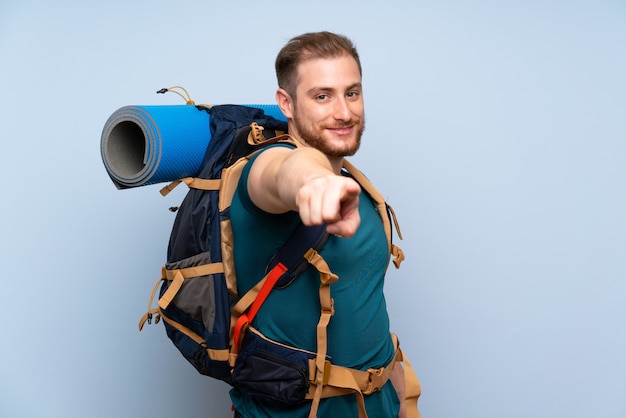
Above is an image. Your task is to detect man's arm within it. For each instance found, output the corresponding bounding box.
[391,363,407,418]
[247,146,361,237]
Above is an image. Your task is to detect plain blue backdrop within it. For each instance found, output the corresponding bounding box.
[1,1,625,417]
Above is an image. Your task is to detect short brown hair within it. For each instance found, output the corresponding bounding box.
[275,31,362,98]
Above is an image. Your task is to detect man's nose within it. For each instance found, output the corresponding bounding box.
[333,97,351,121]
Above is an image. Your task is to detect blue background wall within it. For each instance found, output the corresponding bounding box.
[1,1,624,417]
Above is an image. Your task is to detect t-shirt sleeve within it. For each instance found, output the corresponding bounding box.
[235,143,295,215]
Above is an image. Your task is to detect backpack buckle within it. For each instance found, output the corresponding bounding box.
[364,366,386,395]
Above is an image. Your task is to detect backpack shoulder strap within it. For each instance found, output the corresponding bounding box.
[231,223,329,352]
[341,159,405,269]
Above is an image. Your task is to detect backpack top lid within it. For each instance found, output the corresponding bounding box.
[202,105,288,177]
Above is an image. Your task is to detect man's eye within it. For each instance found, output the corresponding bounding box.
[347,91,359,98]
[316,94,328,101]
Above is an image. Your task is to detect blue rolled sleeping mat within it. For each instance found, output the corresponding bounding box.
[101,104,286,189]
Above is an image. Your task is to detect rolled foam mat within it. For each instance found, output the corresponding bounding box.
[100,104,285,189]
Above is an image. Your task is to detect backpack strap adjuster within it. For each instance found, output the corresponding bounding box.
[364,366,385,394]
[322,360,332,386]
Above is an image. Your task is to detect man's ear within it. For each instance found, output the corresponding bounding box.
[276,88,294,119]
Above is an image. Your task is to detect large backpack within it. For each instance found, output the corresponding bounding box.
[138,104,319,377]
[138,104,420,418]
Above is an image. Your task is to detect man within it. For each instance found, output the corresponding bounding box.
[229,31,419,417]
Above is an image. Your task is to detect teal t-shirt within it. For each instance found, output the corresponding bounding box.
[229,147,399,417]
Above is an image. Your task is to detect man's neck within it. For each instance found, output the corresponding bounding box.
[291,135,344,174]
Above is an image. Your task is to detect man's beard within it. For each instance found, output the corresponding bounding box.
[292,116,366,158]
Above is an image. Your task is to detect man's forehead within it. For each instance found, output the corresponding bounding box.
[295,55,362,88]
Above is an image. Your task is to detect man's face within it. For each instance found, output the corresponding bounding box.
[288,55,365,157]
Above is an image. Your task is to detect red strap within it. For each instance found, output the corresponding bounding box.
[233,262,288,352]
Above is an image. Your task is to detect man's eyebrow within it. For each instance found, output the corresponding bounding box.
[306,86,334,95]
[347,82,363,91]
[306,83,363,95]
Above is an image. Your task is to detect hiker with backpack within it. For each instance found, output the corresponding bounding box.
[137,31,420,418]
[229,31,421,418]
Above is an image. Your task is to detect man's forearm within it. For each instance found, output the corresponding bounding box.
[391,362,407,418]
